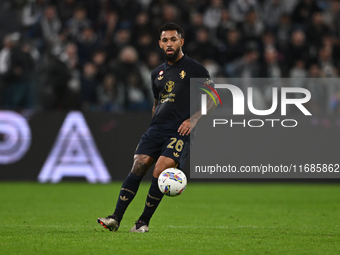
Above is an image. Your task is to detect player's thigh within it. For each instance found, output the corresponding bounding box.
[153,135,190,177]
[153,156,178,178]
[131,154,156,177]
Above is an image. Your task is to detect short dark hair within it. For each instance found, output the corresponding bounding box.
[159,22,184,38]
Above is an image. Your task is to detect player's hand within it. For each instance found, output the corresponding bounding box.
[178,118,197,136]
[178,119,190,136]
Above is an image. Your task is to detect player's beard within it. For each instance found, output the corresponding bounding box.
[163,47,180,63]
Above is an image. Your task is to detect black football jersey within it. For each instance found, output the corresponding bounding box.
[150,54,211,132]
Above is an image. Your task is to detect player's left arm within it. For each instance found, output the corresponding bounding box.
[178,64,217,136]
[178,92,218,136]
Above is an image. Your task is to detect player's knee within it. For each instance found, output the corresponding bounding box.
[153,165,164,178]
[131,155,153,177]
[153,161,177,178]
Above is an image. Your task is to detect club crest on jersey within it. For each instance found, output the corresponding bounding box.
[158,70,164,80]
[179,70,186,79]
[165,80,175,92]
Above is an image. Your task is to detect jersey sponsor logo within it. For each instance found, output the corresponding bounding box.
[0,111,31,164]
[179,70,186,79]
[38,111,111,183]
[165,80,175,92]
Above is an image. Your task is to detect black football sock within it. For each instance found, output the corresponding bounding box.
[113,172,143,222]
[139,177,164,226]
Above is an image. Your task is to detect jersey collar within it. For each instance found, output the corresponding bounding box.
[164,54,187,70]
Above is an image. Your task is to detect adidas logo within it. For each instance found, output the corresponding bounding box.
[146,202,154,207]
[173,152,179,157]
[120,196,129,201]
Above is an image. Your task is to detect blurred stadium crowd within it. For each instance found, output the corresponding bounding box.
[0,0,340,113]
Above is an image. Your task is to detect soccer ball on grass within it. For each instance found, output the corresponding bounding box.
[158,168,187,196]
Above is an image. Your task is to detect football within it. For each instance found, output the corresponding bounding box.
[158,168,187,196]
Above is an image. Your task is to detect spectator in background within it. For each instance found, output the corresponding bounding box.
[318,46,337,77]
[97,74,124,112]
[225,46,260,78]
[260,46,284,78]
[202,59,221,77]
[229,0,259,23]
[92,49,109,83]
[288,59,308,106]
[140,51,162,103]
[58,42,81,96]
[41,53,80,110]
[260,31,278,52]
[262,0,286,29]
[220,29,245,66]
[305,64,328,113]
[2,0,340,114]
[0,33,18,76]
[306,12,330,50]
[76,25,99,66]
[118,0,141,26]
[110,28,131,61]
[59,42,79,70]
[323,0,340,38]
[0,33,18,106]
[216,8,237,42]
[65,5,91,40]
[1,33,35,109]
[203,0,224,31]
[285,30,310,71]
[289,59,307,79]
[161,4,181,24]
[275,13,293,52]
[99,11,119,45]
[80,62,99,110]
[126,73,149,111]
[292,0,321,26]
[54,0,78,25]
[132,12,152,41]
[115,46,150,110]
[22,0,45,29]
[135,32,154,63]
[241,9,264,43]
[187,27,219,63]
[183,12,204,45]
[28,5,61,52]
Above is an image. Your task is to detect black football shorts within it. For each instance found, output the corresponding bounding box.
[135,129,190,169]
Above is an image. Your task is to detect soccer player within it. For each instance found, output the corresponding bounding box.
[97,22,216,232]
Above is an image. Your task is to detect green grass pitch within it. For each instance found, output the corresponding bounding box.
[0,182,339,255]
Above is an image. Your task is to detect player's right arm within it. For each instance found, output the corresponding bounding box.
[178,93,218,136]
[152,99,158,117]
